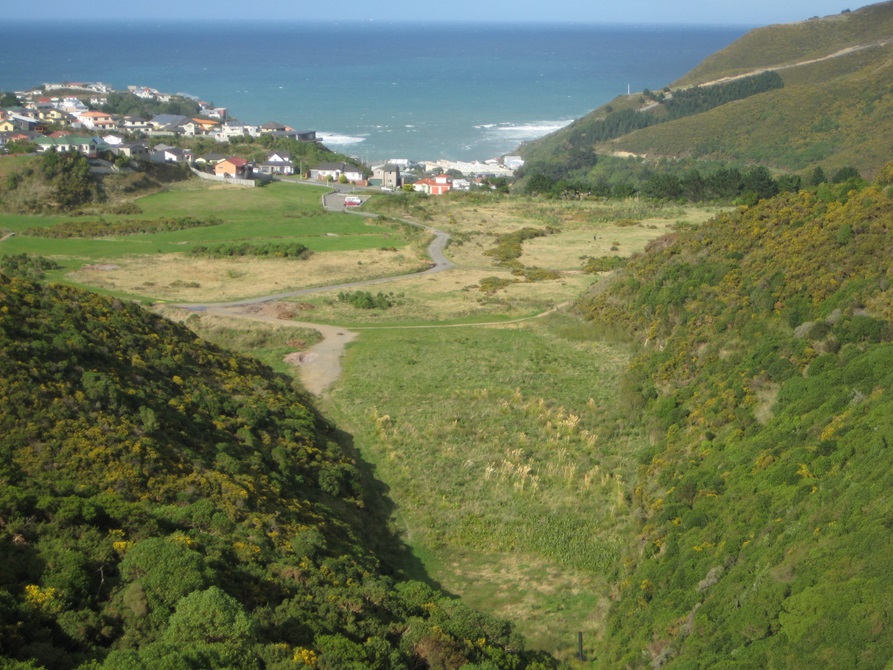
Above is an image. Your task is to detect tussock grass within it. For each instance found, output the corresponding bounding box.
[283,268,592,325]
[328,319,644,658]
[67,248,426,302]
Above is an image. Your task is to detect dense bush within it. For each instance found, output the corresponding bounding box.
[0,253,61,280]
[337,290,397,309]
[24,216,224,238]
[187,241,311,259]
[578,170,893,667]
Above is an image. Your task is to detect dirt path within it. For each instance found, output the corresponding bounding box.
[198,303,359,396]
[693,39,893,89]
[177,214,453,396]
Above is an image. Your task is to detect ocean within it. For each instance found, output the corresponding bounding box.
[0,21,748,163]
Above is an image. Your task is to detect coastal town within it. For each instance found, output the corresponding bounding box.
[0,80,521,193]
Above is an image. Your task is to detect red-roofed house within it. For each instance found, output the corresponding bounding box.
[78,110,117,131]
[413,173,452,195]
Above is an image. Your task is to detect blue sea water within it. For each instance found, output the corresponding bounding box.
[0,21,748,162]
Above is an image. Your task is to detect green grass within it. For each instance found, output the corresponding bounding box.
[326,314,644,660]
[0,182,411,264]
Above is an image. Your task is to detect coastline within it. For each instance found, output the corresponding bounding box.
[0,22,747,162]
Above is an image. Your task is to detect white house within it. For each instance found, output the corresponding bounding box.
[310,162,365,182]
[256,151,295,175]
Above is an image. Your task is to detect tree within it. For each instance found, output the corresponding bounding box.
[163,587,256,647]
[776,173,801,193]
[810,166,827,186]
[831,166,861,183]
[741,166,778,202]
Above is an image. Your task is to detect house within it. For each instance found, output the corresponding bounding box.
[34,136,105,157]
[191,117,219,133]
[200,106,227,120]
[36,107,71,125]
[0,119,15,133]
[215,157,251,178]
[59,97,89,115]
[259,121,292,134]
[78,110,117,131]
[211,122,259,142]
[372,164,401,190]
[113,142,150,161]
[149,146,192,163]
[119,116,152,132]
[98,134,125,146]
[255,151,295,175]
[195,152,228,166]
[413,173,452,195]
[310,162,365,183]
[503,155,524,170]
[148,114,191,132]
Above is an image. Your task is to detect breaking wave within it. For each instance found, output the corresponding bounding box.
[318,132,367,146]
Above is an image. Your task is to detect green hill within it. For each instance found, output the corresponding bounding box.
[519,2,893,181]
[576,171,893,667]
[0,274,558,670]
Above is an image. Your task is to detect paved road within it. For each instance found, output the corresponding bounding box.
[177,217,453,310]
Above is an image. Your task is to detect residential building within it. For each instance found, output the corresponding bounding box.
[256,151,295,175]
[310,162,365,182]
[78,110,117,131]
[215,157,251,178]
[413,173,452,195]
[372,164,401,189]
[34,136,105,157]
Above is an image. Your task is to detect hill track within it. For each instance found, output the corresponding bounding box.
[691,38,893,88]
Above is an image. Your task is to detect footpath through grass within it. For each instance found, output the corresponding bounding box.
[325,314,645,662]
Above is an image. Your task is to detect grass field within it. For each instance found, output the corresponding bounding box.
[0,180,424,301]
[326,317,643,661]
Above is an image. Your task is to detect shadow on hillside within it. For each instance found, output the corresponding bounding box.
[328,425,450,595]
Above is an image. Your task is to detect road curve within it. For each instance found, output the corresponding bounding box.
[175,212,454,395]
[176,216,453,310]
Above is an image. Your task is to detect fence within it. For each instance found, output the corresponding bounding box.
[189,165,258,187]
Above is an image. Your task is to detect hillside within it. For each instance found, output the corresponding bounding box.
[518,1,893,181]
[575,169,893,667]
[0,274,558,670]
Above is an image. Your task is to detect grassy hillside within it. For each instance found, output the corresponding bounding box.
[0,274,558,670]
[603,43,893,174]
[518,1,893,181]
[674,1,893,86]
[576,171,893,667]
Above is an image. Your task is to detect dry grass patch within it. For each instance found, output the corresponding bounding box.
[520,206,723,270]
[285,267,593,324]
[67,249,426,302]
[429,550,612,658]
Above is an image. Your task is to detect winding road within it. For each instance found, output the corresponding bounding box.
[177,212,455,395]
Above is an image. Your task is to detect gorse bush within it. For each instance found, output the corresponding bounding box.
[578,170,893,667]
[187,241,312,259]
[337,290,398,309]
[24,216,224,238]
[0,253,61,280]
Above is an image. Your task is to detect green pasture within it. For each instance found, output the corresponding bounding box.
[326,314,644,660]
[0,181,410,265]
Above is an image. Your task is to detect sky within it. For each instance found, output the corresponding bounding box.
[5,0,876,24]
